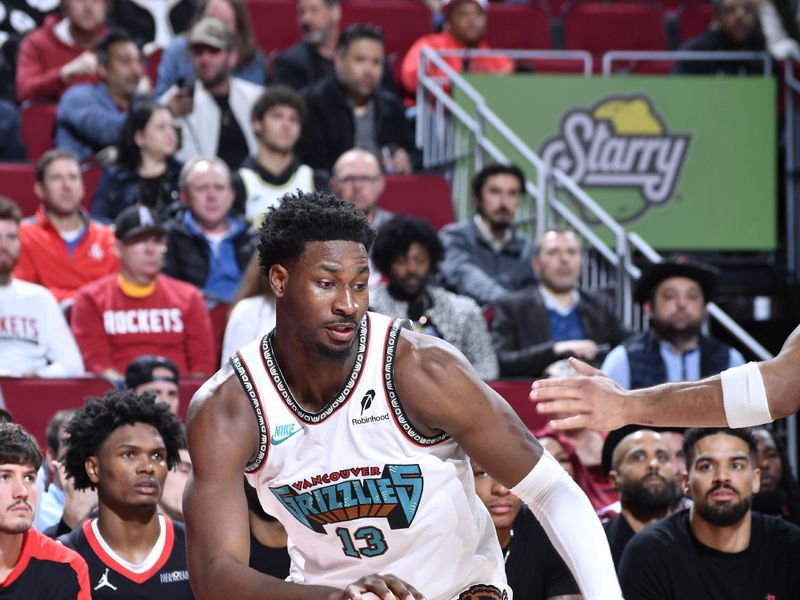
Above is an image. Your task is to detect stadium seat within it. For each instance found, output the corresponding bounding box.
[486,4,552,50]
[245,0,300,56]
[20,102,57,161]
[341,1,432,61]
[0,163,102,217]
[564,3,668,68]
[379,174,455,231]
[678,3,714,43]
[209,302,231,366]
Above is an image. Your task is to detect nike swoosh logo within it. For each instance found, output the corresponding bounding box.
[270,426,301,446]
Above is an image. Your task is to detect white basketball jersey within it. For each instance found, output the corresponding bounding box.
[238,165,316,227]
[234,312,510,600]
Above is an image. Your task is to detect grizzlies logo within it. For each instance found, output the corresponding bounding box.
[457,584,509,600]
[540,95,691,223]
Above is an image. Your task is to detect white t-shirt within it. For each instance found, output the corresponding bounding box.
[0,279,84,377]
[219,295,276,366]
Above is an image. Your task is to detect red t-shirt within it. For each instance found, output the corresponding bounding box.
[71,274,216,376]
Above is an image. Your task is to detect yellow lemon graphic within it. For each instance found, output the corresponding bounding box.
[593,98,663,135]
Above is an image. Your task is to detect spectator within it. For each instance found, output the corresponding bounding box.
[91,101,182,224]
[439,163,536,306]
[235,85,324,226]
[163,157,257,304]
[370,215,499,380]
[15,0,107,103]
[165,17,264,169]
[107,0,195,51]
[297,24,417,173]
[0,100,27,161]
[400,0,513,99]
[619,428,800,599]
[674,0,767,75]
[601,258,745,389]
[220,254,275,364]
[124,354,181,414]
[491,228,627,378]
[244,481,290,579]
[70,204,215,381]
[59,390,193,597]
[272,0,395,93]
[0,422,91,598]
[54,29,144,161]
[330,149,391,288]
[14,149,119,304]
[0,196,84,377]
[330,148,392,228]
[273,0,340,91]
[602,429,681,570]
[155,0,266,97]
[470,459,580,600]
[750,427,800,525]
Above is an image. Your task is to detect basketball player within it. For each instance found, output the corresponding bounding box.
[59,391,193,599]
[531,321,800,431]
[185,192,621,600]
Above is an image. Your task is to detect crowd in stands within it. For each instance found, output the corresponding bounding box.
[0,0,798,596]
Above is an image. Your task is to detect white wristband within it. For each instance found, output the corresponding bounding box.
[720,362,772,428]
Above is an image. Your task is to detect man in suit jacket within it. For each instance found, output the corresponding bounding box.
[491,227,628,378]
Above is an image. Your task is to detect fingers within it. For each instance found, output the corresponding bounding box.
[568,357,603,376]
[535,398,589,415]
[342,574,425,600]
[547,414,591,431]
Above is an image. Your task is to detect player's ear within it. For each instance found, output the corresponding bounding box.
[85,456,100,485]
[269,264,289,298]
[608,469,621,490]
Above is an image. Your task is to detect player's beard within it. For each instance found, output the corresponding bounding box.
[650,316,702,347]
[621,474,681,517]
[695,484,752,526]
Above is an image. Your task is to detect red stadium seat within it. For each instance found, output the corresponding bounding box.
[486,4,552,50]
[341,1,432,60]
[20,103,57,161]
[208,303,231,366]
[0,163,102,217]
[245,0,300,55]
[678,3,714,43]
[487,380,548,432]
[564,3,668,67]
[378,174,455,231]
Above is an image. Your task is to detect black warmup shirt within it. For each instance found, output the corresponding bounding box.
[248,532,290,580]
[0,528,89,598]
[603,514,636,572]
[619,509,800,600]
[505,506,580,599]
[60,516,194,599]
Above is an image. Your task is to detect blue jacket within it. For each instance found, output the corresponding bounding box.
[55,82,131,161]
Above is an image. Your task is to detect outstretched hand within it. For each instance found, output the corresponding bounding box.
[342,573,425,600]
[530,357,631,432]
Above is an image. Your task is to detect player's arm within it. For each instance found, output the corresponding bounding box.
[394,332,621,600]
[185,370,423,600]
[532,324,800,430]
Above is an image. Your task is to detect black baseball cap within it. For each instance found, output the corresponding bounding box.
[634,256,720,305]
[601,425,686,474]
[125,355,179,389]
[114,205,166,241]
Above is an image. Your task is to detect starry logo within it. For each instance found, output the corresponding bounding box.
[540,95,691,223]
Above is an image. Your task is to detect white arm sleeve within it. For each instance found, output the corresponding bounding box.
[511,451,622,600]
[720,361,773,428]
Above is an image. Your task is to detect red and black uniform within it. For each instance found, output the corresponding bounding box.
[59,516,194,599]
[0,528,90,599]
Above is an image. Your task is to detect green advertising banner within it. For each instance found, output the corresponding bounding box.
[460,74,776,251]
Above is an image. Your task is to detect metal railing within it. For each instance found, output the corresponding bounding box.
[602,50,773,76]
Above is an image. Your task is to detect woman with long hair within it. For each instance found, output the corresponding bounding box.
[220,253,276,365]
[91,101,182,223]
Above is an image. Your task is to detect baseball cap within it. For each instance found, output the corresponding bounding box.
[125,355,180,389]
[634,256,720,305]
[114,205,166,241]
[442,0,488,17]
[189,17,233,50]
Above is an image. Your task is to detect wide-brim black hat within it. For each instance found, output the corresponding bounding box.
[634,257,720,305]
